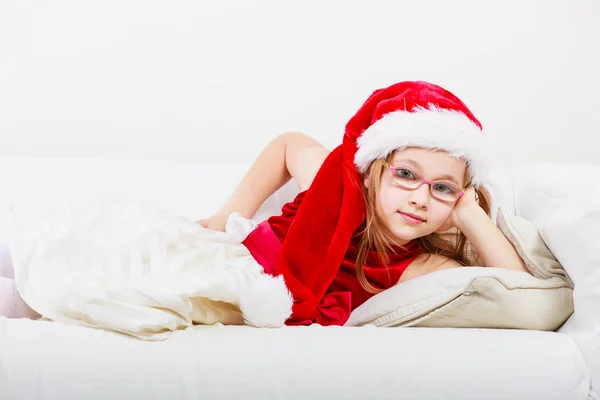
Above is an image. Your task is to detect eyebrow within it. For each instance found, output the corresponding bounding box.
[393,158,462,186]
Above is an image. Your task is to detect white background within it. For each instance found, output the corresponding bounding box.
[1,0,599,166]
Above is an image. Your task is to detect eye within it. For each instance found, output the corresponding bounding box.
[394,168,416,179]
[433,183,458,193]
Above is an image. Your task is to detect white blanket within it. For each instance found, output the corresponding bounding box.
[7,194,293,340]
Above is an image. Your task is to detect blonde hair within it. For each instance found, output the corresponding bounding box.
[354,151,492,294]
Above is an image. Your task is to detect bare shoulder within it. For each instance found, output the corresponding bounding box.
[399,252,463,283]
[411,252,463,270]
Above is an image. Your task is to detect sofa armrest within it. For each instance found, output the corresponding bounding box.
[511,162,600,399]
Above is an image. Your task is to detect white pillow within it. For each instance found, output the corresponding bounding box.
[345,208,574,331]
[345,267,572,330]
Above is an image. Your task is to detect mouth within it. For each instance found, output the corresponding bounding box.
[398,211,426,224]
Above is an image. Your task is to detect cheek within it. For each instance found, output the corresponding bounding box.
[426,204,454,228]
[378,187,408,213]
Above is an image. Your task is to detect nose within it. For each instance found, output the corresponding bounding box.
[409,183,430,208]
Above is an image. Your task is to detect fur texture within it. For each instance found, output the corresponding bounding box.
[354,106,489,186]
[239,274,293,327]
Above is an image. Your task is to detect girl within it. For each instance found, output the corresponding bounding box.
[198,80,529,326]
[2,80,528,327]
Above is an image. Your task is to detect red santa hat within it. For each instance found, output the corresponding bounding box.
[275,80,487,325]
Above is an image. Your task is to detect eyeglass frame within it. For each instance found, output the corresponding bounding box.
[383,162,466,202]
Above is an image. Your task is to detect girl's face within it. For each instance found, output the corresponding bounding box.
[371,147,467,245]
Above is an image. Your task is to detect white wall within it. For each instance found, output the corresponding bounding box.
[1,0,599,166]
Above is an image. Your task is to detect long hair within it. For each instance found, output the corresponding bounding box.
[354,151,492,294]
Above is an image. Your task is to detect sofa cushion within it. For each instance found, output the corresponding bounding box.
[0,319,589,400]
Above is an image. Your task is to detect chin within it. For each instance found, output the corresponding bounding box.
[389,228,419,245]
[390,221,438,243]
[386,215,434,243]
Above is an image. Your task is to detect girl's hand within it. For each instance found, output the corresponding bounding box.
[439,187,482,231]
[195,213,229,232]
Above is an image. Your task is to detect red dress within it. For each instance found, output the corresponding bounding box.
[242,191,423,325]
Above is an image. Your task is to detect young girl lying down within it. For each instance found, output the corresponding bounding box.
[197,80,529,325]
[0,80,529,326]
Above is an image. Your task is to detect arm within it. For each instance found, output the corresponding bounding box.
[452,188,529,273]
[197,132,329,231]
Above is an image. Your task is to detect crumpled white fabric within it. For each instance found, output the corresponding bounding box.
[6,194,293,340]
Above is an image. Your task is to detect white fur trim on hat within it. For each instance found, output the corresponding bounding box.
[239,274,293,328]
[354,105,489,186]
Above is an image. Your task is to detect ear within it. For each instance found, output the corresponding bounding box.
[362,169,371,189]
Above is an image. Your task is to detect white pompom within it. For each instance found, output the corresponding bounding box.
[239,274,293,328]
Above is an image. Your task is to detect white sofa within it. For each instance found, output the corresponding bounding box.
[0,156,598,400]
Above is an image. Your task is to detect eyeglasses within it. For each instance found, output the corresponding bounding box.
[384,163,465,203]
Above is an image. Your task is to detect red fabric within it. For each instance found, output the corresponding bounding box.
[271,145,364,324]
[242,221,281,276]
[263,81,478,325]
[243,191,423,326]
[356,82,482,130]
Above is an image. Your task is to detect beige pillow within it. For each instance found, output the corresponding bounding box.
[345,208,574,331]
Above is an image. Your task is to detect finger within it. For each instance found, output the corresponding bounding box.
[196,219,209,228]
